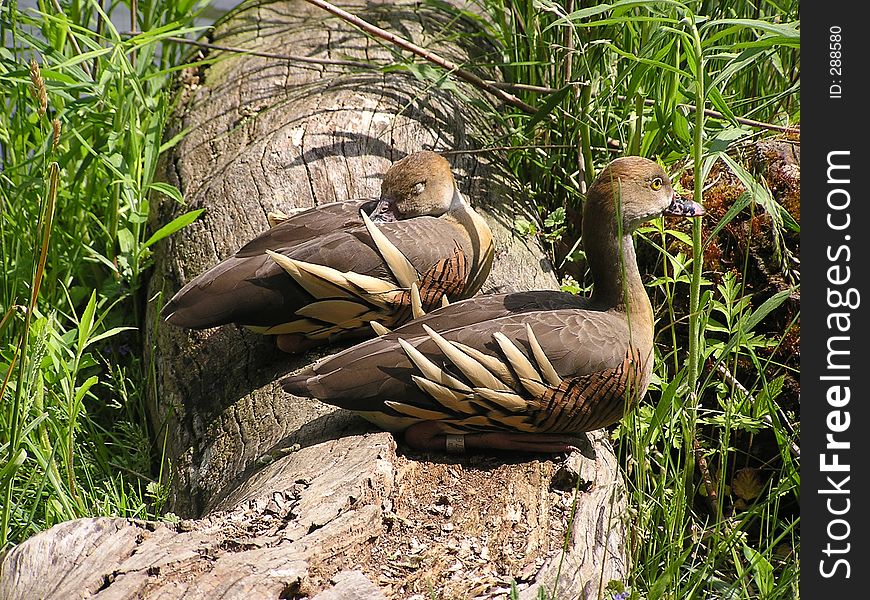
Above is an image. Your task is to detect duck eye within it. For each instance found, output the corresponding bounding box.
[651,177,663,191]
[412,181,426,195]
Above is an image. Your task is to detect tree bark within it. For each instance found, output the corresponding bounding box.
[0,2,630,598]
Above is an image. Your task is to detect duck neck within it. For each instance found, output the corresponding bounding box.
[449,190,494,293]
[583,206,651,321]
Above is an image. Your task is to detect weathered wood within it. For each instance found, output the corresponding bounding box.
[0,435,392,599]
[0,1,630,598]
[0,433,628,599]
[311,570,389,600]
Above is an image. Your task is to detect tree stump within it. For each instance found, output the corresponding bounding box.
[0,2,630,598]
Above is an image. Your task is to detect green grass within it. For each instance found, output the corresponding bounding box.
[0,0,209,548]
[2,1,800,598]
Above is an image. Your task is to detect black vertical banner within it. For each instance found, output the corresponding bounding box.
[802,4,866,596]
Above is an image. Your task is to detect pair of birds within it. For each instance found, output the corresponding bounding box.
[163,151,704,453]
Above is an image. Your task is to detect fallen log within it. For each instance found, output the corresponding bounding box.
[0,2,630,598]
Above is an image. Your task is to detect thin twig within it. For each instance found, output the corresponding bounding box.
[94,0,105,78]
[690,105,797,134]
[490,81,583,94]
[50,0,92,78]
[440,144,576,156]
[129,0,137,67]
[623,94,797,134]
[302,0,537,114]
[694,437,722,521]
[162,36,376,69]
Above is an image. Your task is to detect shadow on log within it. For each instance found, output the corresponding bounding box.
[0,1,630,598]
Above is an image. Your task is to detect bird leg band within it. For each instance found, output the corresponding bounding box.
[444,434,466,453]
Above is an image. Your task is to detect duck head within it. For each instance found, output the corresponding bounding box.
[369,151,460,222]
[586,156,704,233]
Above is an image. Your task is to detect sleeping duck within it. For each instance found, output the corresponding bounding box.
[283,156,704,452]
[162,151,494,353]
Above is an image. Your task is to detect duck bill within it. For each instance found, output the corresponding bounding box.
[663,193,705,217]
[367,198,398,222]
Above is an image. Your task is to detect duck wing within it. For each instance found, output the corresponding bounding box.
[162,215,481,332]
[283,292,651,434]
[235,199,376,258]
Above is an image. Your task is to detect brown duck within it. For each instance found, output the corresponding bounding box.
[283,157,704,452]
[162,151,494,353]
